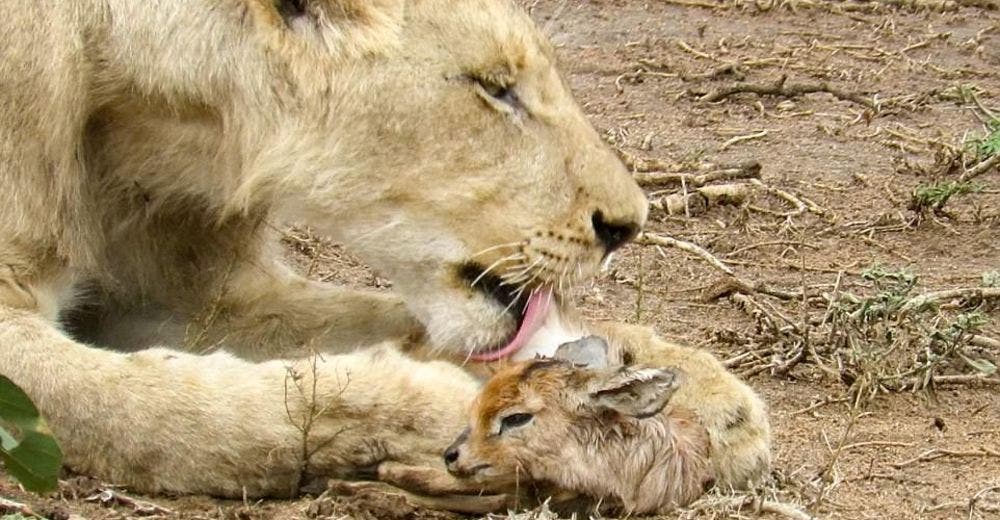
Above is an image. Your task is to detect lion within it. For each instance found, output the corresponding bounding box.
[0,0,769,500]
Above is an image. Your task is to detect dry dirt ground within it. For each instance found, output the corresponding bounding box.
[3,1,999,519]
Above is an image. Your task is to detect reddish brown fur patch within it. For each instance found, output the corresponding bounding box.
[472,363,531,434]
[471,360,582,434]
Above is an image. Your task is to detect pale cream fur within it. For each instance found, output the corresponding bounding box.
[0,0,767,498]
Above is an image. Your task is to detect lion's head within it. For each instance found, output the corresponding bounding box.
[239,0,647,357]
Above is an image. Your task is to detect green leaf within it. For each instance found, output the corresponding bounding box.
[0,431,62,493]
[0,376,42,427]
[0,376,62,493]
[0,425,17,451]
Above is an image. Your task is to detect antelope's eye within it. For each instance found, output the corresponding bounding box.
[499,413,534,433]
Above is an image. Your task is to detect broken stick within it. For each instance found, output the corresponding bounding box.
[634,160,762,187]
[698,74,876,109]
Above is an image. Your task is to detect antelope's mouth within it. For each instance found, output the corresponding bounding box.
[458,263,555,362]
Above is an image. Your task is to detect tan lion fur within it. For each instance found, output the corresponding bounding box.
[0,0,767,498]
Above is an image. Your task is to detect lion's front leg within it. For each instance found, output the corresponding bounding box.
[84,256,426,360]
[1,305,302,496]
[191,265,426,359]
[2,300,475,497]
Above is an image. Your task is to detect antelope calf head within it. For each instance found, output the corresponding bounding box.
[443,358,714,514]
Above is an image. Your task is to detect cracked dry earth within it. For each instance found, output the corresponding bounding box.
[3,1,999,519]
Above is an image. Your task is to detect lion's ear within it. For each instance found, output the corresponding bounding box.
[274,0,399,29]
[275,0,307,22]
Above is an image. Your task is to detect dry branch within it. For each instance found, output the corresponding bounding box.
[657,191,709,216]
[634,160,762,187]
[970,334,1000,350]
[0,498,40,518]
[86,488,174,515]
[697,74,875,109]
[960,153,1000,182]
[914,374,1000,387]
[703,276,805,302]
[684,495,814,520]
[898,287,1000,314]
[720,130,769,151]
[889,447,1000,469]
[697,183,752,206]
[655,183,751,216]
[637,232,734,275]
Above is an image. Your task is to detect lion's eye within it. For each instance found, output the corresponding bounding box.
[499,412,534,433]
[473,77,521,110]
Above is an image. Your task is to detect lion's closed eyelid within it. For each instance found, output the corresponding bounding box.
[467,75,526,115]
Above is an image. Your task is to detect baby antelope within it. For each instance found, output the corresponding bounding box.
[443,355,714,514]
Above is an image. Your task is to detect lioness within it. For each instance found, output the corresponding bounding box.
[0,0,769,499]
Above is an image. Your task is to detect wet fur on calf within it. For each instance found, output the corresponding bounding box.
[447,360,714,514]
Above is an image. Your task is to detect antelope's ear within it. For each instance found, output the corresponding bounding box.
[553,336,609,368]
[587,366,683,418]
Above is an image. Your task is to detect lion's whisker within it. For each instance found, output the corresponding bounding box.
[520,258,551,289]
[470,241,523,259]
[499,258,542,285]
[470,253,525,287]
[492,285,529,325]
[557,262,571,295]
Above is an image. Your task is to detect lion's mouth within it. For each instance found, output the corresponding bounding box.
[457,263,555,362]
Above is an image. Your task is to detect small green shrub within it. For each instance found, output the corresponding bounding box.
[909,180,981,214]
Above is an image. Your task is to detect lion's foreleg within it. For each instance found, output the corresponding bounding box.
[0,305,307,496]
[2,304,475,497]
[181,262,425,360]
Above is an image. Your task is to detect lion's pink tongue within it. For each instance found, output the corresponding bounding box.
[470,288,553,362]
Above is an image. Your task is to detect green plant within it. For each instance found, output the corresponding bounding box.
[968,118,1000,159]
[828,266,995,402]
[909,180,981,214]
[0,376,62,493]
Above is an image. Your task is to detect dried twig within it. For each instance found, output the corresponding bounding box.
[86,488,174,515]
[969,485,1000,518]
[898,287,1000,314]
[698,74,876,109]
[720,130,770,151]
[0,498,41,518]
[634,160,762,187]
[637,232,735,276]
[684,494,814,520]
[960,153,1000,182]
[748,179,826,217]
[908,374,1000,387]
[970,334,1000,350]
[790,396,849,416]
[889,447,1000,469]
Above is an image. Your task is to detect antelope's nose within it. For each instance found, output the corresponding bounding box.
[443,446,459,466]
[443,427,469,473]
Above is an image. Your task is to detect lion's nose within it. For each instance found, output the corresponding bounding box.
[591,210,640,254]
